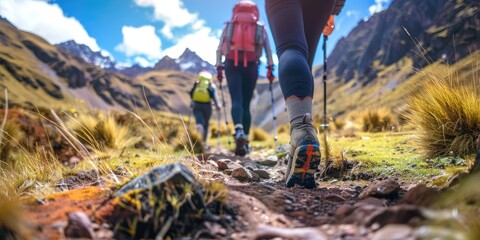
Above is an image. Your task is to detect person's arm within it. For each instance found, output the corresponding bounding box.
[190,82,198,98]
[216,24,228,67]
[208,83,221,108]
[262,27,274,67]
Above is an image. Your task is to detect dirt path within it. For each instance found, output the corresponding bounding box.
[198,149,416,239]
[23,147,446,239]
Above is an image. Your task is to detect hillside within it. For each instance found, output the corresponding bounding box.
[254,0,479,129]
[0,20,196,114]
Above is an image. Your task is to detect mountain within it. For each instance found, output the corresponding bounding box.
[56,40,116,70]
[253,0,479,129]
[0,19,195,114]
[117,64,153,78]
[154,48,215,74]
[57,40,215,77]
[154,56,180,71]
[319,0,479,86]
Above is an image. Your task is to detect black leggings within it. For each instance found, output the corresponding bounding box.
[193,102,212,141]
[266,0,336,99]
[225,60,258,135]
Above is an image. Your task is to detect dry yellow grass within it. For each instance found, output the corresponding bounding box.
[68,112,141,152]
[360,108,395,132]
[251,127,269,141]
[408,72,480,158]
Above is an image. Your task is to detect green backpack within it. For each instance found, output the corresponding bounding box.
[192,78,211,103]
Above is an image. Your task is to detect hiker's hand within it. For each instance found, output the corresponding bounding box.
[216,66,224,83]
[216,105,222,111]
[267,65,275,83]
[323,15,335,36]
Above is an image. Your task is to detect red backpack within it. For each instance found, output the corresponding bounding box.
[221,1,264,67]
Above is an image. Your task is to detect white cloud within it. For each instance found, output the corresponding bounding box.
[118,0,221,66]
[115,25,162,59]
[134,0,197,39]
[346,10,360,18]
[134,56,152,67]
[0,0,100,51]
[369,0,390,15]
[162,22,219,64]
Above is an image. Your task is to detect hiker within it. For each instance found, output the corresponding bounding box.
[190,71,221,146]
[265,0,345,188]
[216,0,275,156]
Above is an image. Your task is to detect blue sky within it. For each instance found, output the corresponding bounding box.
[0,0,391,69]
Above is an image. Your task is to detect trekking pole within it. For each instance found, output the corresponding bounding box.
[322,36,329,131]
[219,82,232,149]
[216,108,221,149]
[269,82,278,153]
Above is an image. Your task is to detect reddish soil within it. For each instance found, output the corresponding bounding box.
[25,187,110,239]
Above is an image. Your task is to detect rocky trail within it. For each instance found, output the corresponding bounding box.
[24,145,474,240]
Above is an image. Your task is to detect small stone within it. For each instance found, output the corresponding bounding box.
[253,169,270,179]
[258,156,278,167]
[371,224,414,240]
[207,160,218,169]
[69,156,82,166]
[354,197,387,208]
[402,184,439,206]
[216,159,231,171]
[366,204,423,227]
[232,167,254,182]
[255,224,327,240]
[324,194,346,202]
[359,179,400,199]
[335,204,354,220]
[64,211,94,239]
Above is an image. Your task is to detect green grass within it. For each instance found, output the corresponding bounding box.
[328,131,467,184]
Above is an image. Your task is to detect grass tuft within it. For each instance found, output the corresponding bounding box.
[68,112,141,152]
[408,74,480,158]
[251,127,269,141]
[0,120,24,164]
[361,108,395,132]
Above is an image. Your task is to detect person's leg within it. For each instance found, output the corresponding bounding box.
[265,0,333,188]
[202,103,212,142]
[266,0,312,102]
[193,103,205,142]
[226,60,248,156]
[241,61,259,135]
[225,60,244,131]
[301,0,336,68]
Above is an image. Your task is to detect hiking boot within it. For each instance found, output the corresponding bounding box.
[234,129,248,156]
[285,113,320,189]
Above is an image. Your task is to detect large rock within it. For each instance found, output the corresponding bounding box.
[114,163,195,197]
[359,179,400,199]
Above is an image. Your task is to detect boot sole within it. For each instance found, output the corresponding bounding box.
[286,144,320,189]
[235,137,248,156]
